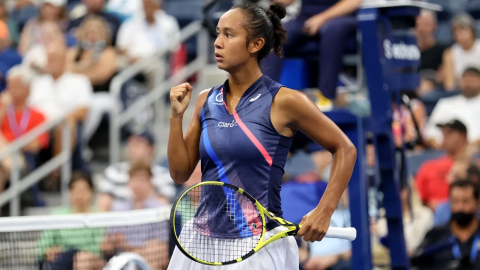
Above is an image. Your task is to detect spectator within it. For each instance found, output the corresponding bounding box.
[67,0,121,46]
[262,0,362,110]
[0,20,22,92]
[0,66,48,192]
[414,10,447,96]
[38,172,105,269]
[442,13,480,91]
[96,131,175,212]
[372,184,433,257]
[18,0,67,55]
[425,68,480,149]
[66,15,119,142]
[117,0,180,63]
[0,1,20,47]
[66,15,117,92]
[103,163,169,270]
[28,38,92,174]
[416,119,469,210]
[416,10,446,73]
[412,180,480,270]
[434,162,480,226]
[22,21,65,74]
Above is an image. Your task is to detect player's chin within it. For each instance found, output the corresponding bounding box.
[216,61,227,70]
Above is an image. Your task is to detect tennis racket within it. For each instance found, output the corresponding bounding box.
[170,181,356,266]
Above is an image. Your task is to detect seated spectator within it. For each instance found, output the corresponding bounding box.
[434,162,480,226]
[425,68,480,149]
[0,20,22,92]
[0,66,48,192]
[66,15,117,92]
[443,13,480,91]
[103,163,169,270]
[0,1,20,47]
[29,38,92,174]
[262,0,362,110]
[96,131,174,211]
[66,15,120,142]
[22,21,65,74]
[38,172,105,269]
[67,0,121,46]
[18,0,67,55]
[412,180,480,270]
[372,184,433,258]
[117,0,180,63]
[416,119,469,210]
[414,10,447,96]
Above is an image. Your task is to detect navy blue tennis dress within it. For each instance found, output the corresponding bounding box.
[168,76,300,270]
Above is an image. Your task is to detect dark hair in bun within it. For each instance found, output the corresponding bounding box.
[233,2,287,61]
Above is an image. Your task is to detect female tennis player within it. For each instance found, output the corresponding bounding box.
[167,2,357,269]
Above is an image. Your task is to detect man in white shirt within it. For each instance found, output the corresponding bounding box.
[28,39,92,158]
[425,67,480,149]
[96,131,176,211]
[116,0,180,62]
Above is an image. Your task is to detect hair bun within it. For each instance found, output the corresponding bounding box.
[269,2,286,20]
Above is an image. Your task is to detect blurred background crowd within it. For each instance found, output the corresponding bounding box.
[2,0,480,269]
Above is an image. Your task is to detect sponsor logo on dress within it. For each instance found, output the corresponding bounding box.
[213,92,224,105]
[218,120,238,128]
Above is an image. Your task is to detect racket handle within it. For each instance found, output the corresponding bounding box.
[325,227,357,241]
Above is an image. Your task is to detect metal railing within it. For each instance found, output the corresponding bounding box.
[0,116,71,216]
[109,21,210,163]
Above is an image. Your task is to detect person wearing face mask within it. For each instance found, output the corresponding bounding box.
[411,180,480,270]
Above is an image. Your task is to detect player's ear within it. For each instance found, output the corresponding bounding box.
[248,37,265,54]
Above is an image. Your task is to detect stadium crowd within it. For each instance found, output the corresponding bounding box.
[1,0,480,269]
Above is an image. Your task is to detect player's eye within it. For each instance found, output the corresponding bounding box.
[226,33,233,38]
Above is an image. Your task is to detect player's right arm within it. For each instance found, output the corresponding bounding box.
[168,83,209,184]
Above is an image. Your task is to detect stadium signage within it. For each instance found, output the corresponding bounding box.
[383,40,420,61]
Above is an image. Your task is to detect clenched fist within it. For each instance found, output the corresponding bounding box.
[170,83,193,118]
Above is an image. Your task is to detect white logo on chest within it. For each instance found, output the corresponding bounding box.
[250,94,261,102]
[218,120,238,128]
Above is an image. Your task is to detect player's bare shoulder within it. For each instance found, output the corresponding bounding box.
[273,87,315,117]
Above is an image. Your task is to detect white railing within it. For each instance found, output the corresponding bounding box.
[109,21,210,163]
[0,116,71,216]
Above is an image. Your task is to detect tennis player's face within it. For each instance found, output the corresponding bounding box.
[214,9,251,71]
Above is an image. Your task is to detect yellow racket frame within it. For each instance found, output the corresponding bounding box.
[170,181,300,266]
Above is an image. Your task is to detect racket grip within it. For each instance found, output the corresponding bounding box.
[325,227,357,241]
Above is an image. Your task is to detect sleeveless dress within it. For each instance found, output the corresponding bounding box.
[168,76,299,270]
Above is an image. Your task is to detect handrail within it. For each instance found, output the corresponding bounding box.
[0,116,65,160]
[109,21,209,163]
[110,21,204,97]
[0,116,71,216]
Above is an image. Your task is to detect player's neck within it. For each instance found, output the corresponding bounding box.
[228,64,263,96]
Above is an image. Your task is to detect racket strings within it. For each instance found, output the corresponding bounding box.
[174,184,263,263]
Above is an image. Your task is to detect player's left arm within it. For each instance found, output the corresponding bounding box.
[272,88,357,242]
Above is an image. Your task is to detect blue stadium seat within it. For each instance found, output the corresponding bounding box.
[406,150,445,176]
[280,181,327,223]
